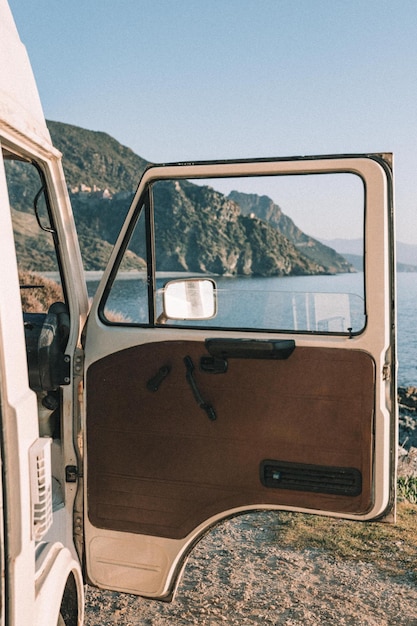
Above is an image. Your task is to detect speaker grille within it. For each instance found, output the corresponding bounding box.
[260,460,362,497]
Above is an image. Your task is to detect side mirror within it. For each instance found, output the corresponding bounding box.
[162,278,217,321]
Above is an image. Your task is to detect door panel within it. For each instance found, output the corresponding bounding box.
[87,340,375,540]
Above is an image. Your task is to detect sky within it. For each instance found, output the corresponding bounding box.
[7,0,417,244]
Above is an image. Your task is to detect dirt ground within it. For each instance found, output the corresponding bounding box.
[84,511,417,626]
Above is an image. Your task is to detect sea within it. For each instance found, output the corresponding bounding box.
[86,271,417,389]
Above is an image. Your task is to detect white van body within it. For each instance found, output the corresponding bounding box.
[0,0,397,623]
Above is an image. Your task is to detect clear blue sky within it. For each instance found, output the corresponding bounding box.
[8,0,417,243]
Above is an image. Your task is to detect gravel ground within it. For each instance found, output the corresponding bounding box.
[84,511,417,626]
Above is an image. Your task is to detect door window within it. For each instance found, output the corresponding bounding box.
[103,200,149,323]
[102,172,365,334]
[3,148,70,433]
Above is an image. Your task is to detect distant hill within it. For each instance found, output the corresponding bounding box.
[397,241,417,267]
[322,238,417,272]
[320,238,363,257]
[10,120,353,276]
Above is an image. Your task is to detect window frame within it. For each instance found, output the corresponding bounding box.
[99,165,368,337]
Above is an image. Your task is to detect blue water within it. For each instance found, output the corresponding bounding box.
[87,272,417,388]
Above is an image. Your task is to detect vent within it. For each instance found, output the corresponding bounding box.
[29,438,53,541]
[260,460,362,497]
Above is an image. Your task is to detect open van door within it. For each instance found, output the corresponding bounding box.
[83,155,396,600]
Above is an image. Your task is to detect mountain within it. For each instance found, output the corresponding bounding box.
[10,120,352,276]
[47,120,149,192]
[228,191,353,274]
[151,180,324,276]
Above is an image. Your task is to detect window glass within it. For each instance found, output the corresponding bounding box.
[103,172,365,334]
[3,149,71,406]
[3,153,65,312]
[103,203,148,323]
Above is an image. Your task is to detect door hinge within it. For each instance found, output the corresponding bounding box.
[382,364,391,381]
[73,348,84,378]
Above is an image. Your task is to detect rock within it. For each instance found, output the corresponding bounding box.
[398,386,417,411]
[398,387,417,477]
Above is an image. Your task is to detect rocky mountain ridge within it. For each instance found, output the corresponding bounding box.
[12,120,353,275]
[150,179,330,276]
[229,190,352,274]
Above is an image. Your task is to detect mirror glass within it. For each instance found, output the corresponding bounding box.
[163,279,216,320]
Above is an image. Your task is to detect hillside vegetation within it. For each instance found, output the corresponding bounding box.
[48,120,149,192]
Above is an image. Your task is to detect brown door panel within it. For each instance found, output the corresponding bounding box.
[86,341,375,539]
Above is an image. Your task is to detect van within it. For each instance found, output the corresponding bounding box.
[0,1,397,623]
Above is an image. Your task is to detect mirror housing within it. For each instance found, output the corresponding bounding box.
[162,278,217,321]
